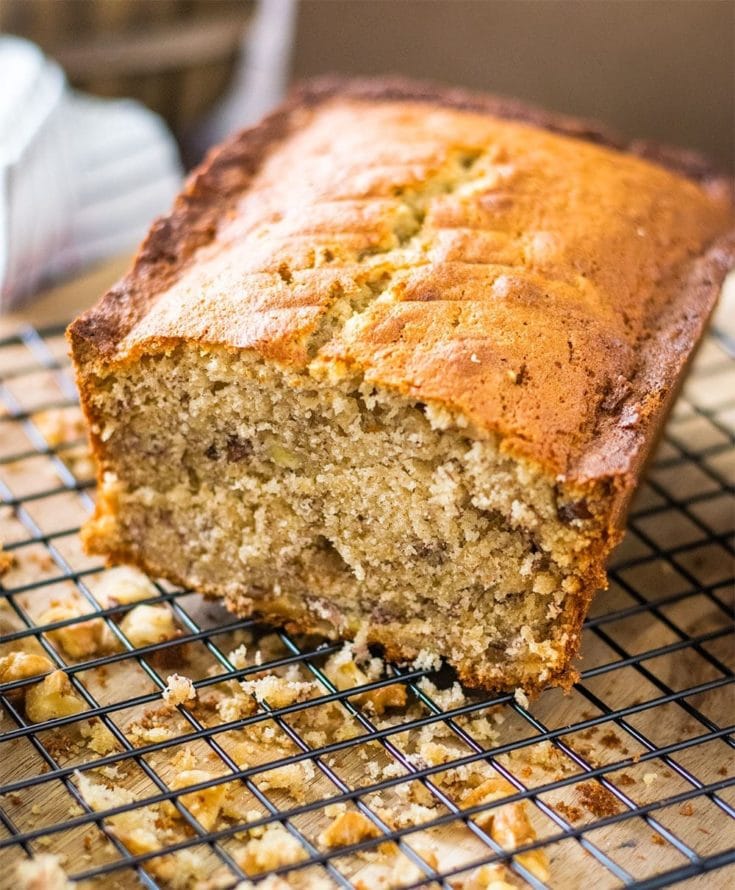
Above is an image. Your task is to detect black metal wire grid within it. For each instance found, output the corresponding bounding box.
[0,321,732,890]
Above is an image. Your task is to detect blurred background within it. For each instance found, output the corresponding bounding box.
[0,0,732,308]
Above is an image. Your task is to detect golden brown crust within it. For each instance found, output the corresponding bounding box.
[68,76,734,498]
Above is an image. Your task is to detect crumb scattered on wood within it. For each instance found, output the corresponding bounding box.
[16,853,74,890]
[576,781,621,818]
[162,673,196,707]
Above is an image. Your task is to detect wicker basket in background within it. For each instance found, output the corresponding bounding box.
[0,0,254,148]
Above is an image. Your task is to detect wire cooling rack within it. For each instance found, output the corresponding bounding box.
[0,321,732,890]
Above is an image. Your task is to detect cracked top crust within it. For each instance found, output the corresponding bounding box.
[68,77,735,486]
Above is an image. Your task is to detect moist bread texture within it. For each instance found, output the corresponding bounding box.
[68,78,735,692]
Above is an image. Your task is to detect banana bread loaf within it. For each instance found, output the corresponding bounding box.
[68,78,735,693]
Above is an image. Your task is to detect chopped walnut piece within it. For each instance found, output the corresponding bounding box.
[162,673,196,707]
[319,811,381,849]
[95,565,158,606]
[40,604,113,658]
[323,642,376,691]
[119,604,177,647]
[25,670,85,722]
[171,769,230,831]
[114,823,162,856]
[463,863,515,889]
[462,777,549,882]
[236,824,306,875]
[323,642,406,714]
[0,651,53,683]
[357,681,407,716]
[33,407,95,478]
[492,798,549,882]
[0,547,14,576]
[461,777,515,828]
[171,770,229,831]
[16,853,75,890]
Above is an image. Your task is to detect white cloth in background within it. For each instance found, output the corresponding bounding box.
[197,0,297,151]
[0,35,183,310]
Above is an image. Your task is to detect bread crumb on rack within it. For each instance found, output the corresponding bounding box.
[126,706,179,745]
[411,650,443,672]
[162,673,196,707]
[228,643,249,669]
[76,770,135,811]
[258,760,316,803]
[384,838,438,881]
[76,771,164,856]
[416,676,465,710]
[576,780,621,818]
[241,673,316,709]
[25,670,85,722]
[16,853,75,890]
[80,718,118,755]
[236,824,307,875]
[217,683,258,723]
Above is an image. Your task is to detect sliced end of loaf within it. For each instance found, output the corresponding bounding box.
[76,342,612,692]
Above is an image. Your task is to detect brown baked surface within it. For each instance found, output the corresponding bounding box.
[68,78,735,693]
[69,77,734,487]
